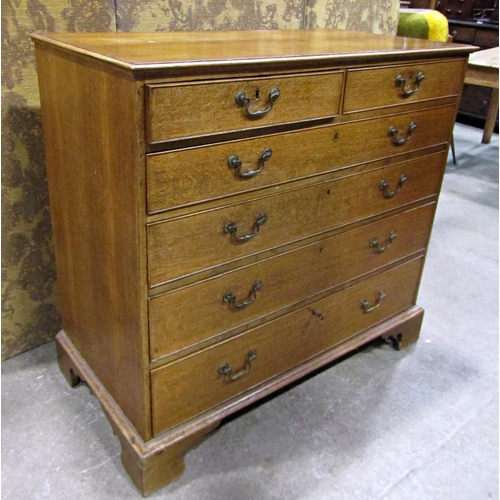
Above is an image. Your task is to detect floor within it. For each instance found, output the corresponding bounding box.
[2,123,498,500]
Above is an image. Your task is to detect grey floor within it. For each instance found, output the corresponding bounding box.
[2,123,498,500]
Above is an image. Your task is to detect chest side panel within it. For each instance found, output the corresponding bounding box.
[34,44,151,440]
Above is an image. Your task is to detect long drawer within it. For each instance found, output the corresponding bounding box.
[149,203,435,361]
[151,257,423,435]
[147,105,455,213]
[147,152,445,287]
[145,71,344,144]
[343,59,465,113]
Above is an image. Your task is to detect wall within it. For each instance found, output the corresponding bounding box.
[1,0,400,360]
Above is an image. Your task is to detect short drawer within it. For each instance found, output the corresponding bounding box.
[151,257,423,435]
[474,29,499,48]
[145,72,343,144]
[149,203,435,361]
[459,84,498,119]
[147,151,446,286]
[450,26,476,44]
[147,105,455,213]
[344,60,465,113]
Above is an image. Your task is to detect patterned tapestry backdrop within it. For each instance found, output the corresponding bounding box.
[1,0,399,360]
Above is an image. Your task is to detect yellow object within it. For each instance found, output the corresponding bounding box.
[422,10,449,42]
[397,9,449,42]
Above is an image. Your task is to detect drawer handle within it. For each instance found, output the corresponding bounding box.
[224,214,267,243]
[379,174,407,199]
[395,71,425,96]
[369,231,397,253]
[235,87,280,117]
[228,148,272,178]
[223,281,262,310]
[388,122,417,146]
[219,350,257,382]
[360,291,386,313]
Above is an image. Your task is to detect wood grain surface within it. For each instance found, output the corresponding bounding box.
[151,257,423,435]
[34,44,151,439]
[30,30,476,73]
[149,203,435,361]
[147,105,455,213]
[344,59,466,113]
[147,151,446,286]
[145,71,343,143]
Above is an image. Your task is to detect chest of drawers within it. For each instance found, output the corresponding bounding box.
[31,29,475,495]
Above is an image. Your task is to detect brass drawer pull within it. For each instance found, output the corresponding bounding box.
[223,281,262,310]
[235,87,280,117]
[388,121,417,146]
[360,291,386,313]
[224,214,267,243]
[219,350,257,382]
[369,231,397,253]
[227,148,272,178]
[395,71,425,96]
[379,174,407,199]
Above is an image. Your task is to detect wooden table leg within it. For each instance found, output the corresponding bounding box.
[483,87,499,144]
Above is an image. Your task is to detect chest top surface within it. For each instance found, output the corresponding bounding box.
[31,29,475,73]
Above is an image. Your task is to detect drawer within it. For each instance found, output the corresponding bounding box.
[147,106,455,213]
[474,29,499,48]
[343,60,464,113]
[149,203,435,361]
[460,84,496,118]
[450,26,477,44]
[145,72,344,144]
[151,257,423,435]
[147,152,446,286]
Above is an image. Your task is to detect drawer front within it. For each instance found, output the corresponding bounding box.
[148,152,446,286]
[149,203,435,361]
[450,26,476,44]
[146,72,344,144]
[474,29,499,48]
[460,84,496,119]
[151,257,423,435]
[344,60,464,113]
[147,106,455,213]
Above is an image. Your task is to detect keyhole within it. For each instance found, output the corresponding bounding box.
[255,88,260,99]
[312,310,324,320]
[326,189,331,196]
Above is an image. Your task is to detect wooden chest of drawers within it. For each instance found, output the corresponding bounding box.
[31,30,475,495]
